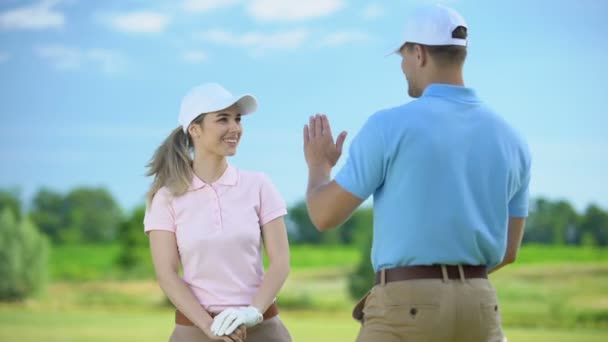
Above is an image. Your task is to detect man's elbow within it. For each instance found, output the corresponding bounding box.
[503,251,518,265]
[307,203,337,232]
[311,215,335,232]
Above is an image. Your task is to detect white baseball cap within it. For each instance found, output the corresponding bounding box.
[390,4,468,55]
[178,82,258,133]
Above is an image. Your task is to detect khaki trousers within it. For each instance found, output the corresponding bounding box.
[353,277,504,342]
[169,316,292,342]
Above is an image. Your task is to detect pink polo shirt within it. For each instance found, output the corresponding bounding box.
[143,165,287,312]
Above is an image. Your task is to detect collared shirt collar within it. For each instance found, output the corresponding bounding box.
[422,84,480,103]
[189,164,238,191]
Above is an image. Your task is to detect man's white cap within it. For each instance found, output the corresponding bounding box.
[178,82,258,133]
[390,4,468,54]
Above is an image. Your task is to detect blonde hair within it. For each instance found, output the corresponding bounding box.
[146,115,205,202]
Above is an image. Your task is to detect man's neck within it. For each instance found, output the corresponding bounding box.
[423,68,465,89]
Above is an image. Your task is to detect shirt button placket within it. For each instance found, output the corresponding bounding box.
[212,186,222,230]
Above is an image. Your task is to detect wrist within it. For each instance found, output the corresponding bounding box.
[197,315,214,331]
[307,162,332,174]
[245,306,263,324]
[308,165,332,191]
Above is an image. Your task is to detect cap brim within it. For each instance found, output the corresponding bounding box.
[235,94,258,115]
[210,94,258,116]
[385,40,405,57]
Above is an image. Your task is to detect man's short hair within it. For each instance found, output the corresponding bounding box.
[405,26,468,67]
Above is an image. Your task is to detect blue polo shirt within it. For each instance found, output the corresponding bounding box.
[335,84,531,271]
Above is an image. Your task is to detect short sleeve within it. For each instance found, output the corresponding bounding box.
[143,187,177,234]
[258,175,287,226]
[335,114,386,200]
[508,145,532,218]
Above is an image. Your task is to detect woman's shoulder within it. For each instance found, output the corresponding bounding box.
[149,186,174,204]
[234,167,273,185]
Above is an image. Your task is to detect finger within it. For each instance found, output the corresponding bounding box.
[239,325,247,340]
[336,131,348,155]
[217,311,238,336]
[321,115,333,138]
[211,311,230,335]
[309,116,315,138]
[314,114,323,137]
[224,317,244,336]
[303,125,309,145]
[228,333,242,342]
[229,330,243,342]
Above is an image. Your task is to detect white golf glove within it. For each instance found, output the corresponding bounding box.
[211,306,263,336]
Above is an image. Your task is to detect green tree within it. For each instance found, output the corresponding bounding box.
[581,204,608,246]
[288,201,323,244]
[116,205,148,269]
[30,188,66,243]
[0,208,49,301]
[31,187,124,244]
[524,198,580,245]
[348,218,374,300]
[341,207,373,245]
[63,187,123,243]
[288,200,357,245]
[0,189,22,221]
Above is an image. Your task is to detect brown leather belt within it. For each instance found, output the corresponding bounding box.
[175,302,279,326]
[375,265,487,285]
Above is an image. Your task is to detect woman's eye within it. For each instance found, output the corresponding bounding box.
[235,118,242,123]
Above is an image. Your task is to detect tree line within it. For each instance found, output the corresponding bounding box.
[1,186,607,300]
[1,187,606,247]
[4,187,607,247]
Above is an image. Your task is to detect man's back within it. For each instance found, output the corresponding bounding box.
[336,84,531,271]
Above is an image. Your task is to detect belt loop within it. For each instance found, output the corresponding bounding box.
[457,264,465,283]
[381,269,386,286]
[440,265,448,282]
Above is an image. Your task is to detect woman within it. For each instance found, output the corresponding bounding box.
[144,83,291,342]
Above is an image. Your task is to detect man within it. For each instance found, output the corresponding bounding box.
[303,4,531,342]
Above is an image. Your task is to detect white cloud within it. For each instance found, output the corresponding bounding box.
[87,49,126,74]
[200,28,310,54]
[0,51,9,63]
[320,30,371,47]
[182,50,208,63]
[0,0,64,30]
[182,0,241,12]
[101,11,170,34]
[36,45,81,70]
[36,44,126,73]
[248,0,345,21]
[361,4,384,20]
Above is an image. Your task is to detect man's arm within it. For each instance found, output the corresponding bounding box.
[303,114,363,231]
[489,217,526,274]
[307,180,363,231]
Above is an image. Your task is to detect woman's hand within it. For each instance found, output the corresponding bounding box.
[202,323,247,342]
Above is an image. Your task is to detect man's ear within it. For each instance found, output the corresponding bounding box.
[415,44,427,67]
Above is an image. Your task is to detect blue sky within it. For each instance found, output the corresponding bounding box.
[1,0,607,213]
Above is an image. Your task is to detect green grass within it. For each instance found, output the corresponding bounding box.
[1,307,606,342]
[49,243,124,280]
[23,261,608,330]
[25,244,608,339]
[49,243,608,281]
[492,263,608,329]
[515,245,608,264]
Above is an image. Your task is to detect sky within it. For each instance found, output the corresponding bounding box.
[0,0,607,213]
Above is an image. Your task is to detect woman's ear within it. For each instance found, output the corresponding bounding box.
[188,124,199,138]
